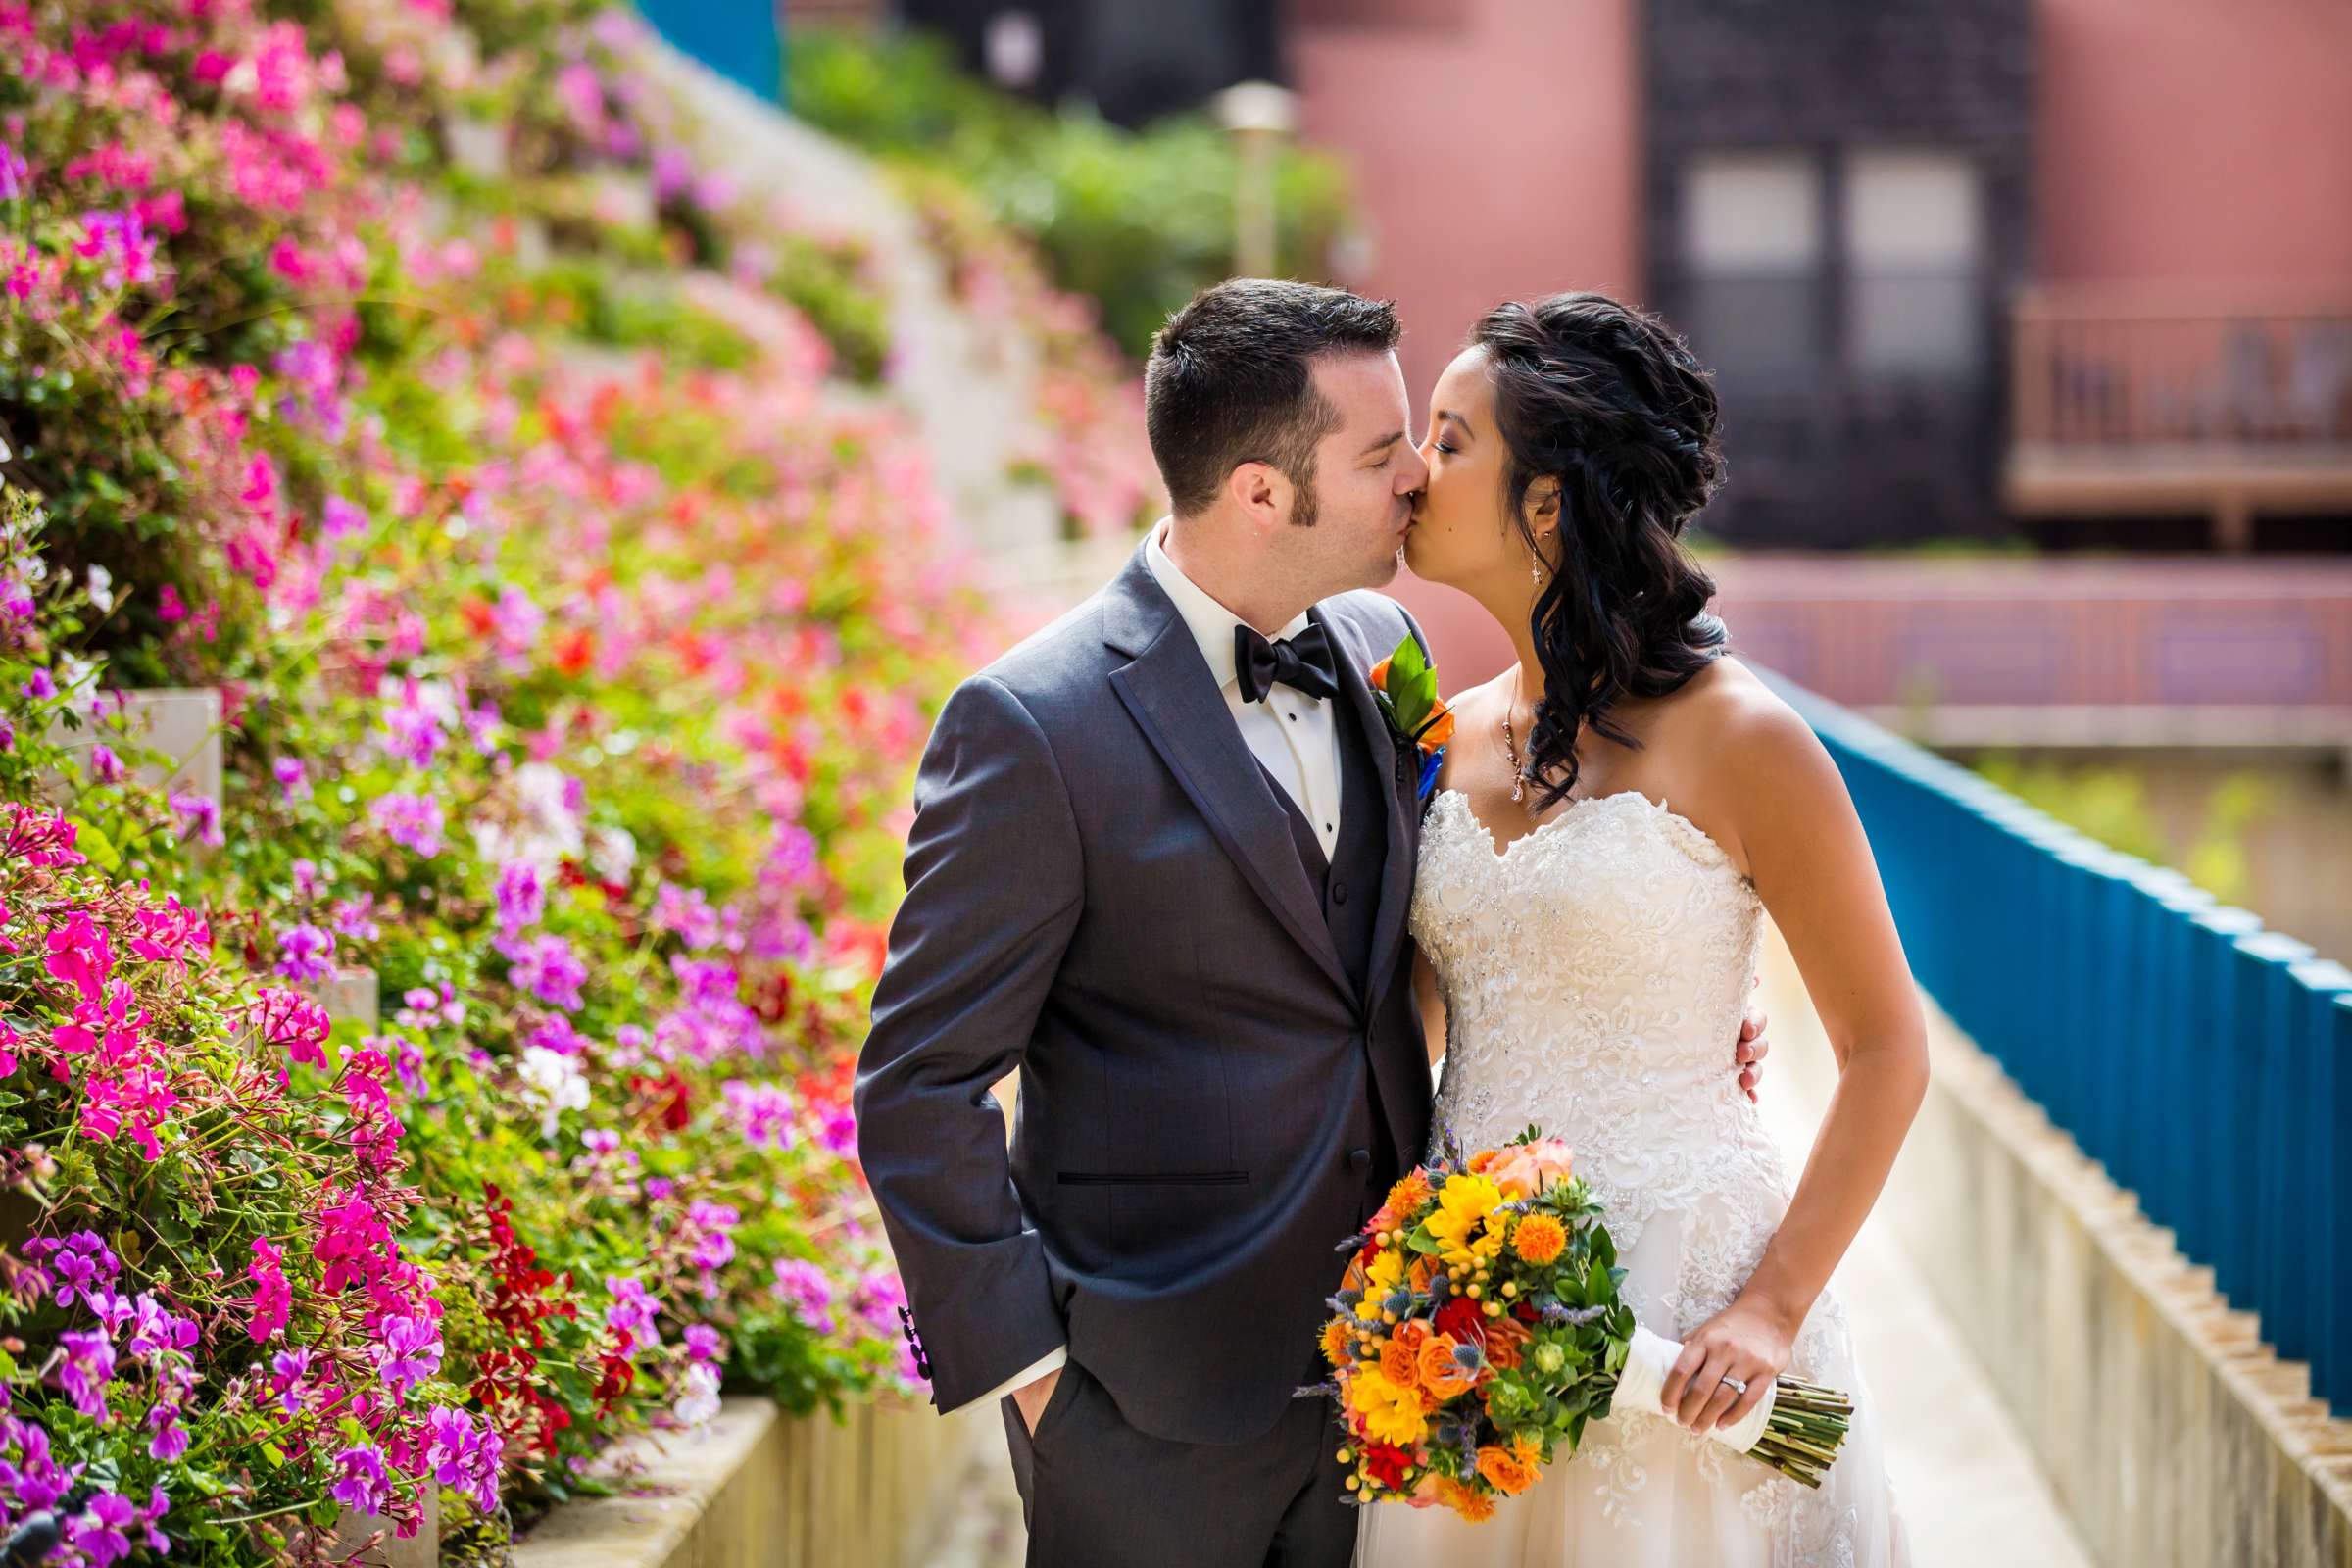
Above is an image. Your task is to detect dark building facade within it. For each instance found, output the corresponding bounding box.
[896,0,1285,127]
[1641,0,2036,545]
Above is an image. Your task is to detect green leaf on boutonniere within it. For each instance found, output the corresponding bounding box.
[1378,633,1440,739]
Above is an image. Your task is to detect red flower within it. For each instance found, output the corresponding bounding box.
[1434,1296,1485,1346]
[1362,1443,1415,1490]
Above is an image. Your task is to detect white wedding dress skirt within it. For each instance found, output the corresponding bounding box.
[1354,790,1912,1568]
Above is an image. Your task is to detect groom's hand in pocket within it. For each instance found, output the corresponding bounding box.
[1736,978,1770,1102]
[1013,1367,1062,1437]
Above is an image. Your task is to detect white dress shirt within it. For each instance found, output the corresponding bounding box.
[952,520,1348,1417]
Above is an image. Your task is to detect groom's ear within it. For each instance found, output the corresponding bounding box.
[1226,461,1289,531]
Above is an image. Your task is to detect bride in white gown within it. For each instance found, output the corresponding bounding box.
[1356,294,1919,1567]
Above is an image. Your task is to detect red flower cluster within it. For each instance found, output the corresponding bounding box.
[469,1182,579,1456]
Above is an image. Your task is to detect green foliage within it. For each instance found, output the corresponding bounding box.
[788,26,1358,357]
[1972,752,2275,905]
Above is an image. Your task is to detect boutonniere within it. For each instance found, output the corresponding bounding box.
[1367,633,1453,808]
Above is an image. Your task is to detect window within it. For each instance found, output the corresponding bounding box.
[1843,151,1983,376]
[1682,152,1823,383]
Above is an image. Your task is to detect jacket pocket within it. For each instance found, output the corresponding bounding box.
[1055,1169,1249,1187]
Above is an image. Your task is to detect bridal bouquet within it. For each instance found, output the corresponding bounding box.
[1309,1128,1853,1520]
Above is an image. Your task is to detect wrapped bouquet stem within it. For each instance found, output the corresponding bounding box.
[1308,1127,1854,1522]
[1599,1323,1854,1482]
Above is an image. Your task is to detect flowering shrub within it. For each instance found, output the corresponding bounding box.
[0,0,1058,1560]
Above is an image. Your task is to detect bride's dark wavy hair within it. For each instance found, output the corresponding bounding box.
[1471,292,1729,810]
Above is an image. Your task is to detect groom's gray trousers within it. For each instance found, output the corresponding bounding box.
[855,540,1436,1566]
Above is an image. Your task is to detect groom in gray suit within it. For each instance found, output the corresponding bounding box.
[855,279,1767,1567]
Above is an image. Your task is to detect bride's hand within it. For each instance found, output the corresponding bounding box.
[1658,1296,1795,1434]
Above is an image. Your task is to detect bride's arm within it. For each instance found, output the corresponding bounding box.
[1412,942,1446,1068]
[1659,695,1931,1435]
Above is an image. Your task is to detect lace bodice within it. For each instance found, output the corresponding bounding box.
[1415,786,1780,1238]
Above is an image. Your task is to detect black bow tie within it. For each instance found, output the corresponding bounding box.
[1234,621,1340,705]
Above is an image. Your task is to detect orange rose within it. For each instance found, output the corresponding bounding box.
[1484,1316,1531,1372]
[1486,1137,1575,1200]
[1511,1212,1568,1266]
[1379,1337,1420,1387]
[1391,1320,1431,1358]
[1477,1444,1539,1496]
[1407,1254,1440,1296]
[1417,1334,1477,1399]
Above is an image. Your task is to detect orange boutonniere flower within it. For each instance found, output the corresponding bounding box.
[1368,634,1450,805]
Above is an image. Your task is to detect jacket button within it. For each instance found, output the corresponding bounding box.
[1348,1147,1372,1172]
[1331,877,1348,906]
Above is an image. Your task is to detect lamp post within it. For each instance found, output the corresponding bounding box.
[1211,80,1297,280]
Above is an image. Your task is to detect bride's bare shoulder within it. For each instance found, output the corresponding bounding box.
[1679,657,1848,810]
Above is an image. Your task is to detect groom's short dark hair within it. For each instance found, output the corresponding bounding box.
[1145,279,1401,517]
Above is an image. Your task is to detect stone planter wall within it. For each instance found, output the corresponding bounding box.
[511,1395,1001,1568]
[1899,996,2352,1566]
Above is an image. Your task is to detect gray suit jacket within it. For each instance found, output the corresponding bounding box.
[854,539,1436,1445]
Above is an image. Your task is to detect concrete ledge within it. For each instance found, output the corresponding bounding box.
[513,1395,997,1568]
[1897,998,2352,1566]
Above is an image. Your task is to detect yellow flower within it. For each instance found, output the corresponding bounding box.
[1426,1174,1503,1267]
[1348,1367,1430,1447]
[1365,1247,1406,1297]
[1511,1213,1568,1266]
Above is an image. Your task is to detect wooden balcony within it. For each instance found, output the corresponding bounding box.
[2006,286,2352,549]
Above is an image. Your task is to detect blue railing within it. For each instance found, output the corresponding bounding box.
[1773,676,2352,1418]
[636,0,781,103]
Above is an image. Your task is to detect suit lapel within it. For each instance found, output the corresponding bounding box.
[1322,606,1416,1012]
[1103,549,1355,1001]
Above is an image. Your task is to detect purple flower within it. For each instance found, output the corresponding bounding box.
[53,1330,116,1420]
[274,922,336,982]
[494,859,546,936]
[721,1079,796,1152]
[27,1230,121,1305]
[66,1492,133,1568]
[321,494,368,539]
[686,1200,739,1274]
[127,1292,198,1358]
[330,895,381,942]
[270,1346,314,1417]
[87,744,123,784]
[397,981,465,1032]
[852,1269,907,1332]
[770,1259,834,1335]
[372,1312,444,1395]
[507,934,587,1012]
[652,882,720,949]
[146,1405,188,1461]
[818,1102,858,1159]
[378,678,448,769]
[423,1404,503,1513]
[605,1275,661,1357]
[369,791,445,858]
[684,1323,725,1362]
[492,587,544,660]
[274,755,311,801]
[330,1443,391,1516]
[19,668,55,701]
[170,790,223,849]
[763,823,817,888]
[0,1417,73,1510]
[0,141,27,202]
[73,210,158,291]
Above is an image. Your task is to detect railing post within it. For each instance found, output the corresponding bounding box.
[2177,906,2263,1275]
[2280,959,2352,1394]
[2323,985,2352,1416]
[2225,931,2313,1326]
[2122,868,2213,1221]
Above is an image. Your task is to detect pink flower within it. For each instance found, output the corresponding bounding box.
[51,978,142,1067]
[371,1312,443,1395]
[369,791,444,858]
[246,1238,292,1342]
[273,922,335,982]
[42,910,113,1000]
[1483,1137,1576,1200]
[249,987,332,1073]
